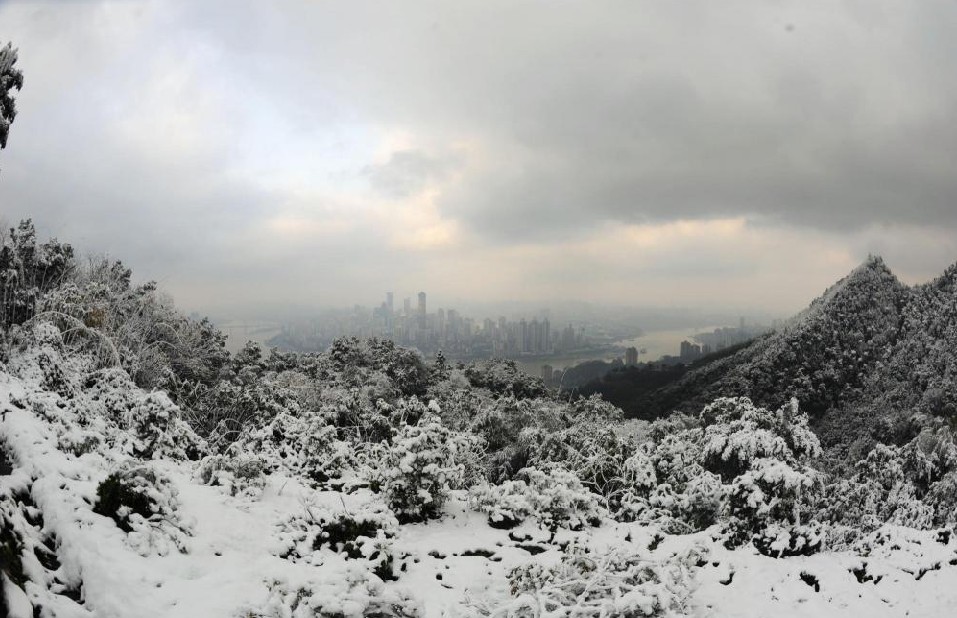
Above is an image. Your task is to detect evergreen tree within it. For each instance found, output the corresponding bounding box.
[0,42,24,153]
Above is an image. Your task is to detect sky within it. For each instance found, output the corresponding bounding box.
[1,0,957,320]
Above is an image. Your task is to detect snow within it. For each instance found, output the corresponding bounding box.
[4,355,957,617]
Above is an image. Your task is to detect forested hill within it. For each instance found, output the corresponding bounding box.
[586,256,957,446]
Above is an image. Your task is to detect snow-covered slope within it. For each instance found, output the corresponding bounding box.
[3,339,957,618]
[618,256,908,422]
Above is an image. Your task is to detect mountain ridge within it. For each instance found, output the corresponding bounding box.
[589,255,956,462]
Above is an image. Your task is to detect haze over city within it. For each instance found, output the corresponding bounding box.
[3,0,957,320]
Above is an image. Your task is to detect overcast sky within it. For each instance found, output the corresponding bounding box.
[1,0,956,319]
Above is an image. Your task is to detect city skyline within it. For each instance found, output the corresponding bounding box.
[274,289,593,359]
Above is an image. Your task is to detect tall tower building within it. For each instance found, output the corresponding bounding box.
[417,292,427,317]
[386,292,394,314]
[625,347,638,366]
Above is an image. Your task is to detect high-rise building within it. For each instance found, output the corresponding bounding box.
[625,346,638,366]
[386,292,394,314]
[403,297,411,317]
[680,340,702,362]
[417,292,426,317]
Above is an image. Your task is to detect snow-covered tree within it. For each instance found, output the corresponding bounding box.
[0,42,23,153]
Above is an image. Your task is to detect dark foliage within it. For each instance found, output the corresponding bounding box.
[314,514,395,580]
[93,471,156,533]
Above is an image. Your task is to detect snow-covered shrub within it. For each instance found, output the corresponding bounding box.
[126,392,206,460]
[247,567,421,618]
[566,394,624,424]
[752,521,827,558]
[326,336,432,400]
[471,398,535,453]
[901,426,957,494]
[469,481,532,529]
[0,220,76,329]
[470,465,604,532]
[613,451,660,523]
[700,397,820,481]
[619,432,715,531]
[371,415,480,522]
[304,385,394,445]
[675,469,726,531]
[694,397,825,549]
[822,443,934,533]
[249,411,355,485]
[529,422,634,502]
[522,466,604,532]
[276,502,399,580]
[471,544,697,618]
[463,358,548,399]
[35,347,76,399]
[82,366,139,424]
[196,452,266,498]
[722,457,823,552]
[473,397,570,481]
[179,374,298,451]
[93,463,191,556]
[924,471,957,527]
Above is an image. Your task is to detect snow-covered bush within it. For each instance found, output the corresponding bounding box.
[822,443,934,533]
[93,463,191,556]
[463,358,548,399]
[722,457,823,552]
[528,422,634,502]
[276,502,399,580]
[700,397,820,481]
[327,336,432,400]
[470,465,604,532]
[469,480,532,529]
[752,522,827,558]
[370,415,480,522]
[126,391,206,460]
[0,220,75,329]
[675,469,726,531]
[181,379,296,452]
[249,411,355,485]
[471,544,697,618]
[613,450,660,523]
[196,452,266,498]
[924,471,957,527]
[248,567,421,618]
[82,366,139,424]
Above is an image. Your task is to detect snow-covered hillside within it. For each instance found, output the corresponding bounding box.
[3,329,957,618]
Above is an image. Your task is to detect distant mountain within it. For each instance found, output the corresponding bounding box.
[585,256,957,460]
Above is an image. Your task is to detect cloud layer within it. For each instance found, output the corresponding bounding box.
[1,0,956,317]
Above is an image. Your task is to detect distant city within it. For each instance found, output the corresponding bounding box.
[252,291,779,390]
[266,291,607,359]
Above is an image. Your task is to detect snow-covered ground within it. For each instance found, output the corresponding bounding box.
[4,354,957,618]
